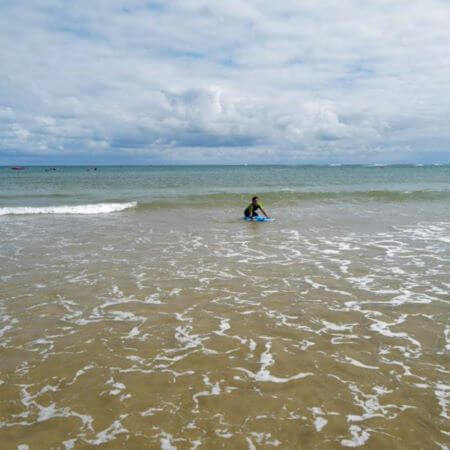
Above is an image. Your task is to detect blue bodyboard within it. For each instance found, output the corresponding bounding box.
[244,216,273,222]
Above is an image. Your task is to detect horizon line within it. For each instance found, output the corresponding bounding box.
[2,163,449,168]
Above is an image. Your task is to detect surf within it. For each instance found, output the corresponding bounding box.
[0,201,137,215]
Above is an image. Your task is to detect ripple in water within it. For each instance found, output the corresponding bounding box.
[0,213,449,449]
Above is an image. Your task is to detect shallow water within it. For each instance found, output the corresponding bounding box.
[1,166,449,448]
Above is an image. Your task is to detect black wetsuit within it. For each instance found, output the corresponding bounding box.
[244,203,261,217]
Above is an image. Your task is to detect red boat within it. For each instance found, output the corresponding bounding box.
[11,166,25,170]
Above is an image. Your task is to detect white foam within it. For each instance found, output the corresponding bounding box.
[215,318,231,335]
[345,382,415,423]
[236,341,313,383]
[0,202,137,215]
[369,315,422,356]
[0,324,14,338]
[246,437,257,450]
[190,438,202,449]
[435,384,449,419]
[106,377,126,396]
[320,320,355,332]
[341,425,370,447]
[145,293,165,304]
[160,432,177,450]
[63,439,76,449]
[174,325,206,351]
[342,356,379,370]
[125,327,141,339]
[387,291,434,306]
[193,375,221,412]
[314,416,328,432]
[140,407,164,417]
[16,385,94,431]
[69,364,95,385]
[311,407,328,432]
[216,430,233,438]
[248,432,281,447]
[444,326,450,352]
[297,340,315,350]
[85,415,128,445]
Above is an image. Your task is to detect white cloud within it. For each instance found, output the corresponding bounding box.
[0,0,449,163]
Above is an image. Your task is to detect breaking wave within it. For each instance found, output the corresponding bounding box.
[1,189,448,216]
[0,202,137,215]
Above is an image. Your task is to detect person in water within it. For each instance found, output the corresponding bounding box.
[244,196,270,219]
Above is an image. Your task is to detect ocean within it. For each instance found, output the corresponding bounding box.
[1,165,449,449]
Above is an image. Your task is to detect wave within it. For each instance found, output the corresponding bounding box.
[1,189,448,216]
[0,193,74,200]
[131,189,450,209]
[0,202,137,216]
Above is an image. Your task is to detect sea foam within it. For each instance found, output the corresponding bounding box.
[0,202,137,215]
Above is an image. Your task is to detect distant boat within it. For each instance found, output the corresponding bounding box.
[11,166,25,170]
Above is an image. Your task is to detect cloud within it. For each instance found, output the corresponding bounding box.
[0,0,449,164]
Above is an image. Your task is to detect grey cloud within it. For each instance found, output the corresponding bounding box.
[0,0,449,164]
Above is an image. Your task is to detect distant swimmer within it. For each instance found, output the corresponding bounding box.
[244,196,270,220]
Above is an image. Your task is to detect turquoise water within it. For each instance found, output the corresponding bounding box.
[1,165,450,211]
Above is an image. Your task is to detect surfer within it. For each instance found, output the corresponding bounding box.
[244,196,270,220]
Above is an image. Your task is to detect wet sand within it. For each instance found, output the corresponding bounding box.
[1,204,449,449]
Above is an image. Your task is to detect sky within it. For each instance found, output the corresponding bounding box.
[1,0,449,165]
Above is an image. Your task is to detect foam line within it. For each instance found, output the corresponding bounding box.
[0,202,137,215]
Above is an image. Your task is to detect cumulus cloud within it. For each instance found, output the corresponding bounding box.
[0,0,449,163]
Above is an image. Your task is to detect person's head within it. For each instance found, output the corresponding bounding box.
[252,196,259,205]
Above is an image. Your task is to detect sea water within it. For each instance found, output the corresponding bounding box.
[1,165,449,448]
